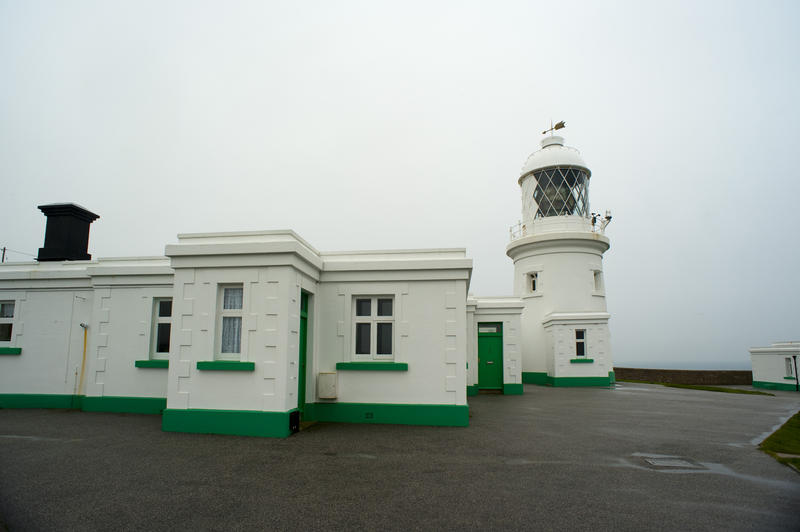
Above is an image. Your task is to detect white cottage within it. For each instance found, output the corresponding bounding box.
[0,133,620,437]
[750,342,800,392]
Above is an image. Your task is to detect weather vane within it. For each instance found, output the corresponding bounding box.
[542,120,566,136]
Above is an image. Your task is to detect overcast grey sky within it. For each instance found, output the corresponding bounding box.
[2,0,798,369]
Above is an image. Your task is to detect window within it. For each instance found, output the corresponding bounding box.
[0,301,14,342]
[151,299,172,359]
[593,271,603,292]
[575,329,586,357]
[529,272,538,293]
[218,285,243,358]
[353,296,393,359]
[786,357,794,377]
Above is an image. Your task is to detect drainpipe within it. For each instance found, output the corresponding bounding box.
[794,355,798,393]
[78,323,88,397]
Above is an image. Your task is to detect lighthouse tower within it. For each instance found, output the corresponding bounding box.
[507,133,614,386]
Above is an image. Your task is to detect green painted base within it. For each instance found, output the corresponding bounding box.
[135,359,169,368]
[305,402,469,427]
[753,380,800,392]
[466,385,479,396]
[503,383,524,395]
[336,362,408,371]
[521,372,614,387]
[522,372,549,385]
[0,394,77,409]
[162,408,294,437]
[82,396,166,414]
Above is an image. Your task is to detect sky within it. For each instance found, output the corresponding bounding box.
[1,0,799,369]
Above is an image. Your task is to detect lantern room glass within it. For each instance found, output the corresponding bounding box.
[532,167,589,218]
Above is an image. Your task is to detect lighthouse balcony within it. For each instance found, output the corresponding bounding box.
[509,215,605,241]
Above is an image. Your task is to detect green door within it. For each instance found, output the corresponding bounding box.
[298,292,309,419]
[478,322,503,390]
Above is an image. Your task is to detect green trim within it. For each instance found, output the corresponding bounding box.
[0,394,76,409]
[783,376,797,380]
[0,347,22,355]
[162,408,293,437]
[135,359,169,368]
[570,358,594,363]
[466,385,479,396]
[335,362,408,371]
[304,402,468,427]
[196,360,255,371]
[521,372,612,387]
[82,396,166,414]
[503,383,524,395]
[522,372,549,385]
[753,380,799,392]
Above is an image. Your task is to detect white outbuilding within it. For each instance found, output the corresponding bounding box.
[750,342,800,392]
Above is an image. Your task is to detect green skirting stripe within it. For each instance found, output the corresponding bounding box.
[0,394,76,409]
[82,396,166,414]
[135,359,169,369]
[196,361,255,371]
[522,372,549,385]
[503,383,524,395]
[783,376,797,380]
[521,372,612,387]
[0,347,22,355]
[335,362,408,371]
[753,381,799,392]
[305,402,469,427]
[466,385,479,396]
[162,408,293,437]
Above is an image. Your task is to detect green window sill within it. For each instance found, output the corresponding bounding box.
[784,376,797,380]
[336,362,409,371]
[197,361,255,371]
[135,359,169,369]
[570,358,595,364]
[0,347,22,355]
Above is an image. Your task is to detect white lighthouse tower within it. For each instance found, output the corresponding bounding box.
[507,129,614,386]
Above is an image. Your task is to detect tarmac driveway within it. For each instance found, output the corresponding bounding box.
[1,383,799,531]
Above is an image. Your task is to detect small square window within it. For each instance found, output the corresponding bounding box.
[356,299,371,317]
[158,300,172,318]
[223,287,243,310]
[593,271,603,291]
[218,285,244,358]
[0,323,11,342]
[0,302,14,318]
[377,298,393,317]
[786,358,794,377]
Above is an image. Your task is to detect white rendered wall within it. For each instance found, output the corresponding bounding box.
[0,287,94,396]
[314,279,469,406]
[542,313,611,378]
[85,285,173,400]
[166,265,308,413]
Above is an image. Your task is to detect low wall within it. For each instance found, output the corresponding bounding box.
[614,367,752,385]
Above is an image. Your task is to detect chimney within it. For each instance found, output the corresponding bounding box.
[37,203,100,262]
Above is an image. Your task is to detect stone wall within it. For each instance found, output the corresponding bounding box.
[614,367,752,385]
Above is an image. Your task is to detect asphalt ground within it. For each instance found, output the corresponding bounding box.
[1,383,799,531]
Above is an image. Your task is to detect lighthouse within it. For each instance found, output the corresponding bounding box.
[507,131,614,386]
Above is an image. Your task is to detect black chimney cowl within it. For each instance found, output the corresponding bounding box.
[37,203,100,262]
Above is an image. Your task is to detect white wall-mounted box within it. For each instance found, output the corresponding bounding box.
[317,372,337,399]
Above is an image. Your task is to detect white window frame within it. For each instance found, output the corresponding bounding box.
[217,284,244,360]
[575,329,586,357]
[593,270,603,292]
[352,296,394,361]
[150,298,172,360]
[786,357,794,377]
[0,300,14,344]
